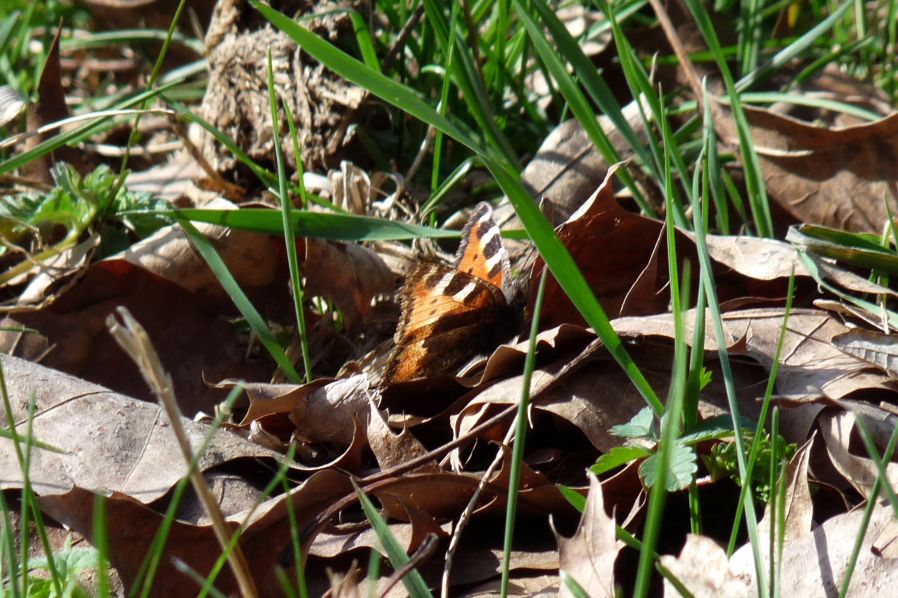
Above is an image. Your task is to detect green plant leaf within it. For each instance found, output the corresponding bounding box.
[556,484,587,513]
[611,407,655,440]
[591,445,652,476]
[639,439,697,492]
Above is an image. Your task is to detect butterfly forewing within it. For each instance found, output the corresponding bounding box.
[455,203,510,292]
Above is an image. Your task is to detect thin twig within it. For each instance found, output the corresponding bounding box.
[441,419,518,598]
[106,307,258,597]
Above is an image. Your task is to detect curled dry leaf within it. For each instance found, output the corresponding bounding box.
[528,165,892,328]
[552,474,620,598]
[227,374,371,446]
[117,198,283,297]
[819,408,898,497]
[367,402,440,473]
[716,104,898,232]
[0,355,282,503]
[661,535,752,598]
[1,259,275,415]
[369,450,570,524]
[832,328,898,379]
[613,308,898,442]
[24,26,86,183]
[516,101,647,225]
[729,437,815,577]
[730,499,898,596]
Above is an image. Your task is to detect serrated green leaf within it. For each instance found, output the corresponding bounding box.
[639,440,697,491]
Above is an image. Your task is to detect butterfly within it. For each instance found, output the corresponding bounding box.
[382,202,515,385]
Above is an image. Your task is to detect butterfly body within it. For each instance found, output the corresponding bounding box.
[383,203,514,385]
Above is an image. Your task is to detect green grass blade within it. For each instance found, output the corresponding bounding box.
[682,0,773,237]
[354,483,432,597]
[268,50,312,383]
[500,270,547,597]
[694,84,767,594]
[514,0,651,215]
[0,82,180,176]
[737,0,854,90]
[93,494,110,598]
[160,208,459,241]
[346,10,381,72]
[176,217,301,383]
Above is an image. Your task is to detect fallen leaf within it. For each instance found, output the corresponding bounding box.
[832,328,898,379]
[718,104,898,232]
[367,402,440,473]
[729,499,898,596]
[528,167,893,328]
[24,26,86,182]
[303,238,397,335]
[819,408,898,497]
[661,535,752,598]
[553,474,620,598]
[38,469,353,597]
[0,354,280,503]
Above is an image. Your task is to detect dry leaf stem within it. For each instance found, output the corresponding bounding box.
[440,418,519,598]
[106,306,258,598]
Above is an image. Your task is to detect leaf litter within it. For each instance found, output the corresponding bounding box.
[4,1,898,596]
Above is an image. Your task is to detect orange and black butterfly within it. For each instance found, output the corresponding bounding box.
[382,202,515,385]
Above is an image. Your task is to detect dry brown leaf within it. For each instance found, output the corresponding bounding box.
[458,574,559,597]
[717,104,898,232]
[833,329,898,379]
[229,374,370,446]
[303,238,397,335]
[661,535,752,598]
[0,354,281,503]
[729,438,815,579]
[38,469,353,597]
[729,499,898,596]
[527,166,890,328]
[819,408,898,497]
[1,260,274,415]
[613,308,898,403]
[117,199,282,296]
[553,474,620,598]
[367,402,440,473]
[24,26,86,182]
[515,102,647,226]
[13,233,100,305]
[370,455,570,524]
[529,164,669,326]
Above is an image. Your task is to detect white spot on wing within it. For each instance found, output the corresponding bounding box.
[452,281,478,303]
[431,273,455,296]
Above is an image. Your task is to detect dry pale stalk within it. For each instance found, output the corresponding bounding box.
[440,414,520,598]
[106,306,259,598]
